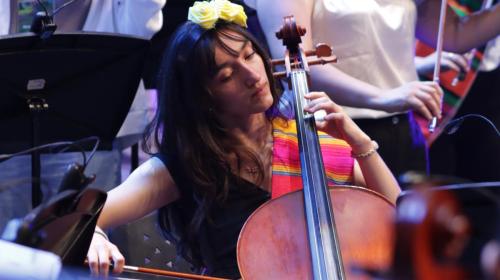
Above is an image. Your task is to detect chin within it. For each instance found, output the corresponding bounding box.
[256,94,274,112]
[249,102,273,115]
[247,89,273,112]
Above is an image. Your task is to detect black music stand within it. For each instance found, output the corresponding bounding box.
[0,32,149,207]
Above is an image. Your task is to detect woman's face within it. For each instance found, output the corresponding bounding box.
[206,31,273,121]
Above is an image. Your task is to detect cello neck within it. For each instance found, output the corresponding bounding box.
[289,70,345,280]
[274,15,346,279]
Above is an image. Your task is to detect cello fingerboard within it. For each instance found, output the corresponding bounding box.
[290,70,345,280]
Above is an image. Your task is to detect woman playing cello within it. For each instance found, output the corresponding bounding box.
[86,0,400,278]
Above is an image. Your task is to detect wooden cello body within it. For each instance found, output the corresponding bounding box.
[237,16,395,279]
[237,186,395,279]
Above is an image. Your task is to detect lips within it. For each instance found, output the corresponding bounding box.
[252,82,268,97]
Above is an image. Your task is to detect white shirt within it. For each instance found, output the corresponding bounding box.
[246,0,419,119]
[310,0,419,119]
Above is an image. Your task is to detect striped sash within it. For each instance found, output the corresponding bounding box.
[271,118,355,199]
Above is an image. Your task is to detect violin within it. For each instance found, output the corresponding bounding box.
[415,0,494,143]
[237,16,395,279]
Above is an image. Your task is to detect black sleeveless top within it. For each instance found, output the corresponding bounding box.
[155,154,270,278]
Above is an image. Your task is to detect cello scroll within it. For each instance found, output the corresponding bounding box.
[270,16,337,79]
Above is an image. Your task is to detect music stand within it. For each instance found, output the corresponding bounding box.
[0,32,150,207]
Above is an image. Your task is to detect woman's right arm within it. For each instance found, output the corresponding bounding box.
[254,0,443,120]
[86,157,180,275]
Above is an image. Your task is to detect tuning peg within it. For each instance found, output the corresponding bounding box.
[313,43,332,57]
[308,56,337,66]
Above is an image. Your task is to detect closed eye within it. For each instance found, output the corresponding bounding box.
[245,51,256,60]
[217,67,233,83]
[220,74,232,83]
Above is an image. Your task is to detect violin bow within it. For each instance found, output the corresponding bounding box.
[428,0,448,133]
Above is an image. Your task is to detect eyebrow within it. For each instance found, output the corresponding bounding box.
[214,40,251,73]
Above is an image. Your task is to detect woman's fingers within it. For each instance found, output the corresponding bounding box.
[111,247,126,274]
[415,91,440,118]
[410,96,433,120]
[304,91,326,99]
[409,82,443,119]
[384,81,443,119]
[305,99,335,113]
[443,60,461,72]
[324,112,344,121]
[429,82,443,114]
[304,92,342,113]
[416,83,439,106]
[420,81,443,100]
[303,92,371,147]
[87,249,99,275]
[97,244,111,275]
[315,112,342,136]
[444,52,468,72]
[427,82,443,118]
[86,233,126,276]
[304,97,330,112]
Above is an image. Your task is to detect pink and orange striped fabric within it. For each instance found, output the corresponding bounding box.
[271,118,355,199]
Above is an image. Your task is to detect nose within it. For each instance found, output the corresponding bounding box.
[242,64,261,88]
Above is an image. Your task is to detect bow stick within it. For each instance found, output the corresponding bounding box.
[122,264,228,280]
[428,0,449,133]
[84,260,228,280]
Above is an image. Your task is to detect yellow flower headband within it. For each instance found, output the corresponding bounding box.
[187,0,248,30]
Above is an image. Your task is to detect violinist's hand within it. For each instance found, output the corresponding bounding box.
[304,92,372,154]
[86,229,125,276]
[415,51,469,76]
[377,81,443,121]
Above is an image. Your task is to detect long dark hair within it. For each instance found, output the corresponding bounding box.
[144,20,281,249]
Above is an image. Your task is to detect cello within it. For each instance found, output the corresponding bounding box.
[236,16,395,279]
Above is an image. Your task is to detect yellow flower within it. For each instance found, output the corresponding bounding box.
[188,1,219,29]
[188,0,248,30]
[229,3,247,28]
[214,0,247,28]
[213,0,231,10]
